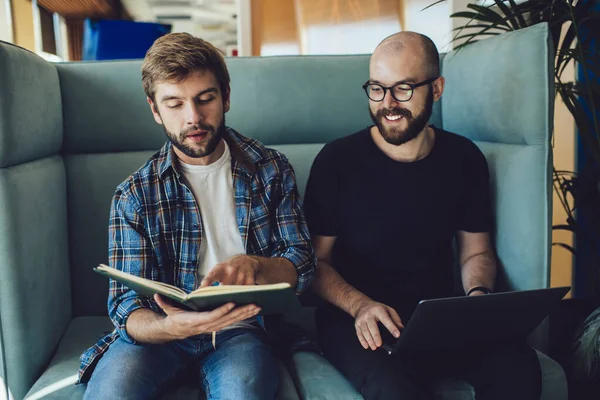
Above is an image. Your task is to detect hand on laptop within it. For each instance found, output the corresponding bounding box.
[469,291,487,296]
[352,300,404,351]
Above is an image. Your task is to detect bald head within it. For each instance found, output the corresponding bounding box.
[372,32,440,78]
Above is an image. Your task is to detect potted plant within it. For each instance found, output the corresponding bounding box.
[426,0,600,396]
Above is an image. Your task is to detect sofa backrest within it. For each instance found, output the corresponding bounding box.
[441,23,553,291]
[0,22,553,400]
[0,41,72,400]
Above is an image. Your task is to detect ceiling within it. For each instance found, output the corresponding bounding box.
[121,0,238,49]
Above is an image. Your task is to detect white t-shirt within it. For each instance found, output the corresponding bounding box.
[179,141,257,333]
[179,141,246,281]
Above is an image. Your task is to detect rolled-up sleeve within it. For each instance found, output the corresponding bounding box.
[270,159,317,295]
[107,190,162,344]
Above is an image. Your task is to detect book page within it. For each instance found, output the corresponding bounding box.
[189,282,291,297]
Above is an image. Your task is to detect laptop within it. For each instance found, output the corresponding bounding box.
[381,286,570,355]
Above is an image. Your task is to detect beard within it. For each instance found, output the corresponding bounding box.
[370,87,434,146]
[163,115,226,159]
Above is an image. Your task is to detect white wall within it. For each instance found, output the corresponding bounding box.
[303,17,401,55]
[403,0,452,53]
[0,0,13,43]
[403,0,488,53]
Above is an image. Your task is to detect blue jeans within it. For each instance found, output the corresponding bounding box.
[83,327,279,400]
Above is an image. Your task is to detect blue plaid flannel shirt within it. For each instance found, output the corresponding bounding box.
[78,127,316,383]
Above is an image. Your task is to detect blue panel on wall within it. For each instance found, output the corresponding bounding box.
[82,19,171,61]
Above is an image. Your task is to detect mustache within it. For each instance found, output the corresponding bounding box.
[182,122,215,137]
[376,107,412,120]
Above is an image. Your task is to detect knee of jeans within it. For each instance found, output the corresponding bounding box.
[84,378,151,400]
[203,359,280,400]
[84,344,171,400]
[204,372,279,400]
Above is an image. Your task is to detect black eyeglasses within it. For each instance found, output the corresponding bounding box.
[362,77,439,102]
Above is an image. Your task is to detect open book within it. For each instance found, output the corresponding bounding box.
[94,264,300,315]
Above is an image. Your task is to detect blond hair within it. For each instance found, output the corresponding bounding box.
[142,33,230,101]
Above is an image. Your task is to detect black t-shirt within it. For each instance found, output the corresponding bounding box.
[303,126,493,322]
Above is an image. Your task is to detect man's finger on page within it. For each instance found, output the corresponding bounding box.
[231,273,244,285]
[200,271,220,287]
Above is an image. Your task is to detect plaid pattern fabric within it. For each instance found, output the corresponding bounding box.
[78,127,316,383]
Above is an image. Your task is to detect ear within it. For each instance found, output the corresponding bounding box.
[147,97,163,125]
[222,85,231,113]
[432,76,445,102]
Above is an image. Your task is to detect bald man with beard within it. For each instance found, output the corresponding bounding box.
[303,32,542,400]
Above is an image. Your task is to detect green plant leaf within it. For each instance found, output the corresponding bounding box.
[453,32,503,42]
[506,0,527,27]
[553,224,577,232]
[451,24,511,32]
[557,23,577,77]
[552,242,577,255]
[466,4,510,26]
[449,13,522,49]
[450,11,506,25]
[421,0,446,12]
[493,0,521,30]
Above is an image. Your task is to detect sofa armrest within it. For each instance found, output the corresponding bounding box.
[287,351,363,400]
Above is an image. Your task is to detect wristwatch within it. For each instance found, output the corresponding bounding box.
[467,286,491,296]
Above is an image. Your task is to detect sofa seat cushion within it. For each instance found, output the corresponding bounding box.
[24,317,566,400]
[24,317,299,400]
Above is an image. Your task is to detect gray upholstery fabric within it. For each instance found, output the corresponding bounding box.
[0,41,62,168]
[65,152,156,316]
[442,24,553,146]
[440,24,553,292]
[0,157,72,400]
[56,55,444,155]
[476,142,551,291]
[57,62,164,154]
[269,144,325,198]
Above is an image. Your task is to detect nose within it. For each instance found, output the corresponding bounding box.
[184,102,203,126]
[381,89,399,109]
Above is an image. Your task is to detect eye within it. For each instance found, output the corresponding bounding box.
[197,96,216,104]
[166,103,182,109]
[394,83,412,92]
[369,85,383,93]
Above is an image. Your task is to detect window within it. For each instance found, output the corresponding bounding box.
[0,0,13,43]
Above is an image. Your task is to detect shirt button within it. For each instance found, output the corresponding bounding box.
[193,223,199,228]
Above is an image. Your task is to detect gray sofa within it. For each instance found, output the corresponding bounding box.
[0,22,566,400]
